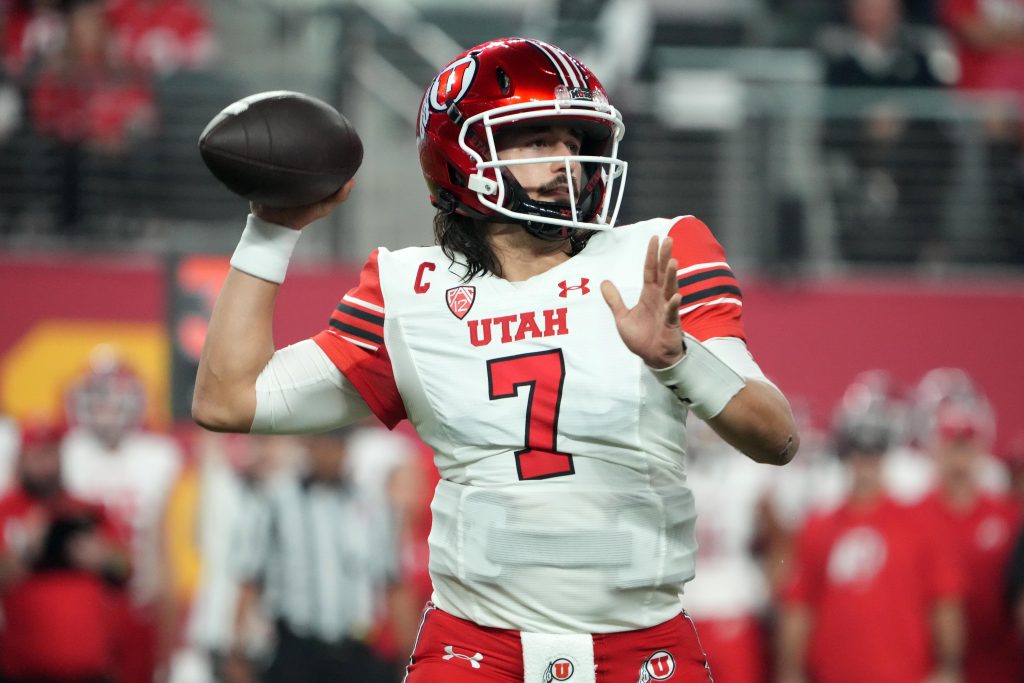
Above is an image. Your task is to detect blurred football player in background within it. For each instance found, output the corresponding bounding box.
[62,346,183,683]
[0,419,131,683]
[914,396,1024,683]
[886,367,1010,502]
[193,37,799,682]
[776,379,965,683]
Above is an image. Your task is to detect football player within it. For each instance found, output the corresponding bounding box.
[194,38,799,682]
[62,348,183,683]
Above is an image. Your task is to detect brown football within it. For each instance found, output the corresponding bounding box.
[199,91,362,208]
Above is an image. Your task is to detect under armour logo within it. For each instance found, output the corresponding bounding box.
[443,645,484,669]
[558,278,590,297]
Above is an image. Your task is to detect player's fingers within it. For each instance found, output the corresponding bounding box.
[320,179,356,214]
[643,236,659,285]
[336,178,356,203]
[664,292,681,327]
[601,280,627,318]
[658,237,674,279]
[663,257,678,301]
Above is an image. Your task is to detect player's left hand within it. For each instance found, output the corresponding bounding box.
[601,236,684,369]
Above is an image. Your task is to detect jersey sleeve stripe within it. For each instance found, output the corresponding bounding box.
[335,303,385,327]
[343,294,385,315]
[329,319,384,345]
[679,284,743,306]
[676,268,735,289]
[679,297,743,316]
[676,260,729,276]
[330,331,380,352]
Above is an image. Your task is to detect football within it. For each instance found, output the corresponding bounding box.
[198,90,363,208]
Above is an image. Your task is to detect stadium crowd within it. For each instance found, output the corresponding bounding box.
[0,0,1021,264]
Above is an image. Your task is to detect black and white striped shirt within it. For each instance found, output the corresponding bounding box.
[232,472,396,643]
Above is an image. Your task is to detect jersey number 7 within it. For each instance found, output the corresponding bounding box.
[487,349,575,480]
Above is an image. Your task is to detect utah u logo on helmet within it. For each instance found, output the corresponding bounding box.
[429,54,478,112]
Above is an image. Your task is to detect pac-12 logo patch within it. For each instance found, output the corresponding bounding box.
[544,657,575,681]
[446,285,476,319]
[638,650,675,682]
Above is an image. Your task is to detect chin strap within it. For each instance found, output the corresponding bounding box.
[439,166,604,242]
[500,168,602,240]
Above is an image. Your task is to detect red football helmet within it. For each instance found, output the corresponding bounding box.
[417,37,627,233]
[66,346,145,447]
[911,368,995,446]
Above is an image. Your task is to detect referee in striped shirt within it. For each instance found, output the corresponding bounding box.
[227,429,398,682]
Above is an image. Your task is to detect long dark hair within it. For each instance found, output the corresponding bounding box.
[433,212,499,281]
[433,211,595,282]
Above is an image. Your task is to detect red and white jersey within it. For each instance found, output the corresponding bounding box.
[313,216,746,634]
[61,427,182,605]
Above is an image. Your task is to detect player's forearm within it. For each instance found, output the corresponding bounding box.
[193,268,278,432]
[708,379,800,465]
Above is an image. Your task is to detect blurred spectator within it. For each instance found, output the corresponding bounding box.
[776,388,965,683]
[819,0,957,263]
[227,429,398,683]
[2,0,66,76]
[915,399,1024,683]
[681,422,774,683]
[0,419,131,683]
[941,0,1024,260]
[107,0,216,76]
[28,0,155,235]
[61,347,183,683]
[942,0,1024,106]
[0,9,24,235]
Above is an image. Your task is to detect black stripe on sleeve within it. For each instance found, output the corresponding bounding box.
[679,284,743,306]
[329,320,384,345]
[335,303,385,327]
[676,268,735,290]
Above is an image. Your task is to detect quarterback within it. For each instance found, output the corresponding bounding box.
[194,38,799,683]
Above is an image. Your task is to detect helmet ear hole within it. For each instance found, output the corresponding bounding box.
[496,67,511,95]
[446,163,467,187]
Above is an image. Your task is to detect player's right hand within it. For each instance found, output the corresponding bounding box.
[250,178,355,230]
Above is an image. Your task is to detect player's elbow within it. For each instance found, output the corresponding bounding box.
[191,388,253,433]
[740,430,800,466]
[769,429,800,466]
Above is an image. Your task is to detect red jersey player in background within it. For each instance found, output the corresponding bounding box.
[193,38,799,682]
[776,375,965,683]
[0,419,131,683]
[915,397,1024,683]
[62,348,183,683]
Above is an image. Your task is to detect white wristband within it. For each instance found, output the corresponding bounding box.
[648,333,746,420]
[229,214,302,284]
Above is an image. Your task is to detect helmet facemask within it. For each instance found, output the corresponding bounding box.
[459,86,627,233]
